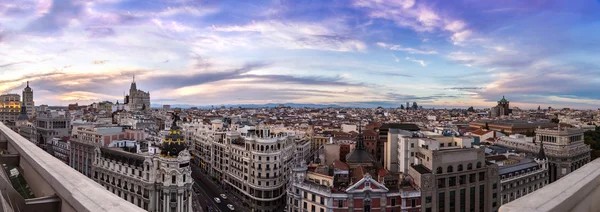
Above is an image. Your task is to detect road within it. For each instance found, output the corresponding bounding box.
[192,165,243,212]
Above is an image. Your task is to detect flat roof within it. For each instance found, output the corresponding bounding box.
[412,164,431,174]
[499,159,539,175]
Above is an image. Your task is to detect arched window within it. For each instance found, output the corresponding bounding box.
[457,164,463,171]
[467,163,473,170]
[261,146,264,151]
[437,167,443,174]
[477,162,482,168]
[447,166,453,173]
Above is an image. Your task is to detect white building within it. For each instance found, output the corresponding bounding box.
[184,120,310,212]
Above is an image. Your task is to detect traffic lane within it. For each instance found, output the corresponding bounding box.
[195,179,231,211]
[200,177,241,210]
[194,183,225,212]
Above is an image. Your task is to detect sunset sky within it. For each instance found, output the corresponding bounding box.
[1,0,599,108]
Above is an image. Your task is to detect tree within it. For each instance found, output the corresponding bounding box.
[467,106,475,112]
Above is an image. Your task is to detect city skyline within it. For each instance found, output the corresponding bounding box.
[1,0,600,109]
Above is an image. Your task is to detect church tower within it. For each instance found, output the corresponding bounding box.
[22,81,34,117]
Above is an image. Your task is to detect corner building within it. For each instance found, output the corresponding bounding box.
[408,137,500,212]
[92,118,193,212]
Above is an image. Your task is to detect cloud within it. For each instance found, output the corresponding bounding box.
[210,20,367,52]
[377,42,438,54]
[85,27,116,38]
[0,60,31,68]
[92,60,109,65]
[405,57,427,67]
[355,0,473,44]
[25,0,85,35]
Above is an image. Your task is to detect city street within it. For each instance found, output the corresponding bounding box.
[192,165,245,212]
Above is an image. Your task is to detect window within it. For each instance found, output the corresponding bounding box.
[467,163,473,170]
[477,162,482,168]
[459,175,466,185]
[411,143,415,148]
[425,196,432,203]
[458,164,463,171]
[338,200,344,207]
[172,175,176,184]
[447,166,453,173]
[493,183,497,189]
[437,167,443,174]
[449,176,456,187]
[438,178,446,188]
[439,192,445,211]
[440,143,444,147]
[391,198,396,206]
[411,152,414,157]
[479,172,485,181]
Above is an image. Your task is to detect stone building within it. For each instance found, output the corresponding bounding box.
[184,119,310,211]
[92,116,193,212]
[494,149,549,205]
[288,124,422,212]
[125,76,151,112]
[496,127,590,183]
[49,137,70,164]
[22,81,34,117]
[490,96,511,117]
[35,110,71,150]
[408,137,500,212]
[0,94,21,124]
[70,126,145,177]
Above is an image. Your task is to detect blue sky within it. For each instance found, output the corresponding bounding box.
[1,0,599,108]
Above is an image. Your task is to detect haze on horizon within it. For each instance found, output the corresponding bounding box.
[1,0,599,109]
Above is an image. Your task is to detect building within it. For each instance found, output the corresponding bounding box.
[185,120,310,212]
[407,136,500,212]
[35,110,71,150]
[492,150,549,205]
[125,76,151,112]
[495,128,591,182]
[49,137,70,164]
[288,124,421,212]
[91,117,193,212]
[70,126,145,177]
[22,81,35,117]
[490,96,510,117]
[0,94,21,124]
[469,120,557,134]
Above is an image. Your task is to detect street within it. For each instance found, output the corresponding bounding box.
[192,165,246,212]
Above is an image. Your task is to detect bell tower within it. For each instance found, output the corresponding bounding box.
[22,81,34,117]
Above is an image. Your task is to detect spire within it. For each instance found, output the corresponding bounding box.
[538,139,546,160]
[26,81,30,88]
[133,74,135,83]
[356,120,365,150]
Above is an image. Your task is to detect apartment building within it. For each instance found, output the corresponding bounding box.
[91,121,193,212]
[408,137,500,212]
[496,127,590,182]
[36,110,71,150]
[0,94,20,124]
[185,119,310,212]
[70,125,145,177]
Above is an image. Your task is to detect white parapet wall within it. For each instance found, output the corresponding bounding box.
[499,158,600,212]
[0,122,145,212]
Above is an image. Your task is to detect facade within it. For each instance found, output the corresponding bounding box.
[407,137,500,212]
[0,94,21,124]
[490,96,510,117]
[185,120,310,211]
[469,120,557,134]
[494,154,549,205]
[125,77,151,112]
[35,110,71,150]
[22,81,35,117]
[288,125,421,212]
[70,126,145,177]
[49,137,70,164]
[495,128,591,182]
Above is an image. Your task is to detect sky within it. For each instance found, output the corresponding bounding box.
[1,0,600,109]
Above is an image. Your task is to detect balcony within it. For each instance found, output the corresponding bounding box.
[499,158,600,212]
[0,122,144,212]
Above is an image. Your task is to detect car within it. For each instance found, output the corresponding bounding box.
[227,204,235,210]
[220,194,227,199]
[214,197,221,203]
